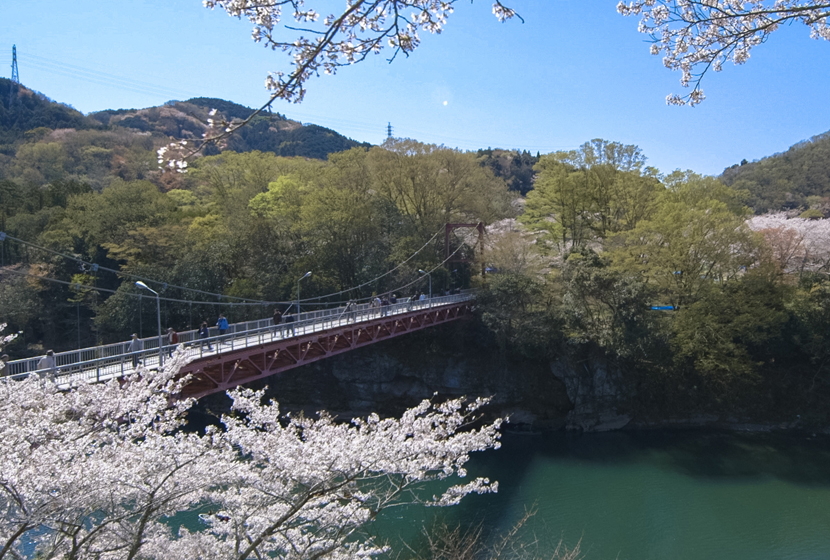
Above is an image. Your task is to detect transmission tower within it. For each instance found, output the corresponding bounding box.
[8,45,21,109]
[11,45,19,84]
[386,122,393,139]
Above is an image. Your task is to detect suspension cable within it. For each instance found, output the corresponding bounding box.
[295,226,445,303]
[1,225,444,306]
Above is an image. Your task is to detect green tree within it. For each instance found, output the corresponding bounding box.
[609,173,758,309]
[296,148,399,292]
[670,268,789,395]
[522,140,661,250]
[42,179,179,259]
[477,272,558,357]
[13,142,69,185]
[367,139,513,238]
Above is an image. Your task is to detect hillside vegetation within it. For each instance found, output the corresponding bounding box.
[721,131,830,213]
[5,81,830,427]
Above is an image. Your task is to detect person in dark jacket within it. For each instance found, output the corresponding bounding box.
[199,322,213,351]
[283,313,295,336]
[272,308,283,336]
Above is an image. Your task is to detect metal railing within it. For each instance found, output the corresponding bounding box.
[4,292,474,385]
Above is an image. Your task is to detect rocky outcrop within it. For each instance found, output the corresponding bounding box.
[200,322,572,430]
[549,356,632,432]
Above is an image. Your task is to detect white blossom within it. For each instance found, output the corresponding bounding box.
[618,0,830,105]
[748,212,830,273]
[0,339,502,560]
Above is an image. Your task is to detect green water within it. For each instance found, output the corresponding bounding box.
[378,430,830,560]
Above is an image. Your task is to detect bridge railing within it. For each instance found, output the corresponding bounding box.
[3,292,474,382]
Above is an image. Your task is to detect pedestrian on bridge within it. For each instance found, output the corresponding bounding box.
[344,300,357,323]
[166,328,178,357]
[199,322,213,351]
[36,350,57,381]
[272,308,282,336]
[217,314,229,343]
[126,335,143,368]
[283,313,295,336]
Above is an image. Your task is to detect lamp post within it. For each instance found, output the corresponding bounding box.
[418,269,432,302]
[297,271,312,318]
[135,281,163,367]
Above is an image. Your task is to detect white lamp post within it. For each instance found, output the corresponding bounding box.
[135,281,163,367]
[297,271,312,318]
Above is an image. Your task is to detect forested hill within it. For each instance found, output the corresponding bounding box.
[89,97,370,159]
[720,131,830,213]
[0,78,368,162]
[0,79,98,148]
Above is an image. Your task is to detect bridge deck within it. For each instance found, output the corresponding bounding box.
[5,294,474,396]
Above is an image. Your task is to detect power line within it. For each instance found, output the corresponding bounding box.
[0,267,272,307]
[11,50,561,155]
[296,227,444,303]
[1,225,448,306]
[19,52,199,101]
[2,234,267,304]
[0,244,466,309]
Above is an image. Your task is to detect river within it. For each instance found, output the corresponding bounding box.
[376,430,830,560]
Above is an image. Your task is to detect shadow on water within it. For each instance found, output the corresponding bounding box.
[521,429,830,486]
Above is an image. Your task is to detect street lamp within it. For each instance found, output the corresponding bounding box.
[135,281,163,367]
[418,269,432,301]
[297,271,312,317]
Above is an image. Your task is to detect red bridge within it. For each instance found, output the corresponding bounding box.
[6,294,474,399]
[180,297,472,398]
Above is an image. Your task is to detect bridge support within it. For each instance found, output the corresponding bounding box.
[445,222,485,276]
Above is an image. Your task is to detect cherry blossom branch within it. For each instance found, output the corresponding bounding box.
[159,1,518,169]
[618,0,830,105]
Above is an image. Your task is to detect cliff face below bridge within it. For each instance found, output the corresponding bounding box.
[193,319,820,433]
[197,321,573,430]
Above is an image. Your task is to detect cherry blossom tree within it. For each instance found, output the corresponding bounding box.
[748,212,830,273]
[617,0,830,105]
[0,325,14,365]
[0,345,502,560]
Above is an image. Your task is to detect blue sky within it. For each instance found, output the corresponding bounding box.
[1,1,829,176]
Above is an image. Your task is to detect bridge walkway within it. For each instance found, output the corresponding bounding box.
[4,293,474,395]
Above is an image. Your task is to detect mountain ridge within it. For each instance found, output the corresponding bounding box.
[0,78,368,161]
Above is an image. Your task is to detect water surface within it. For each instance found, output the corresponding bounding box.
[379,430,830,560]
